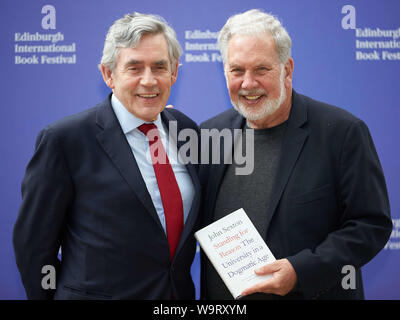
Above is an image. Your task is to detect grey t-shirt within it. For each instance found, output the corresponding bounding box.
[206,121,287,300]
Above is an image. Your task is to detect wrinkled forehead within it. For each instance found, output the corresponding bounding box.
[115,34,172,66]
[226,33,280,65]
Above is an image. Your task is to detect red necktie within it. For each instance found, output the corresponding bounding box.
[138,123,184,260]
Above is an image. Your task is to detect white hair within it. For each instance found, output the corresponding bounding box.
[99,12,182,73]
[218,9,292,65]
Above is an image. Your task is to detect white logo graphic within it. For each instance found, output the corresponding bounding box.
[184,29,222,63]
[341,5,400,61]
[13,5,77,65]
[41,5,56,30]
[341,5,356,30]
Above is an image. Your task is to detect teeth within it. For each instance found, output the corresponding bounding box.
[138,94,158,98]
[244,95,261,100]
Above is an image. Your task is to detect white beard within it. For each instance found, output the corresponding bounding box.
[231,65,286,121]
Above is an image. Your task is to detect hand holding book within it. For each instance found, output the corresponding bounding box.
[195,208,298,299]
[240,258,297,297]
[196,208,281,299]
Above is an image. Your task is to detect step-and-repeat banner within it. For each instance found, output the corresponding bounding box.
[1,0,398,299]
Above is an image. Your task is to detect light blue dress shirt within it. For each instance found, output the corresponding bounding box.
[111,94,195,233]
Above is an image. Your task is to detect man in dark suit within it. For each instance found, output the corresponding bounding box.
[13,12,201,300]
[199,9,392,300]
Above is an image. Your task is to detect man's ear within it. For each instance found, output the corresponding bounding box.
[284,57,294,89]
[100,64,114,89]
[171,59,179,85]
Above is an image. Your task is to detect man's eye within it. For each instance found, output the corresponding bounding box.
[155,66,167,71]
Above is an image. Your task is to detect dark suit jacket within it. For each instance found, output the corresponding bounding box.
[13,95,201,300]
[199,90,392,299]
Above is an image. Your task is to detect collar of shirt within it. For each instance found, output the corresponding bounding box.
[111,94,166,140]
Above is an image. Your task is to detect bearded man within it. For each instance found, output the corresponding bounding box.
[199,9,392,300]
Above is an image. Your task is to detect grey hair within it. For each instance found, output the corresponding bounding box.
[99,12,182,73]
[218,9,292,65]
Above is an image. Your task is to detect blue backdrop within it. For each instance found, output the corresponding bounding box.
[1,0,399,299]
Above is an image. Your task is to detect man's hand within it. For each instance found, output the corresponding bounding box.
[241,258,297,297]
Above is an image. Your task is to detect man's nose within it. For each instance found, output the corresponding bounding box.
[140,68,157,86]
[241,71,258,90]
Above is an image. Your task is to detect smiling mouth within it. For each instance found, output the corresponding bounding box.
[240,94,266,103]
[137,93,159,99]
[243,95,262,100]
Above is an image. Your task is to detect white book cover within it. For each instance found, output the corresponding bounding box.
[195,208,276,299]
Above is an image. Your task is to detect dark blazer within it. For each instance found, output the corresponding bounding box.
[13,95,201,300]
[199,90,392,300]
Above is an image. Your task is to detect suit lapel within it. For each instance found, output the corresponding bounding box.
[95,95,164,232]
[264,91,309,233]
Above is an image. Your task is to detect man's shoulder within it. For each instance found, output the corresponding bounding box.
[50,106,97,129]
[163,108,199,130]
[297,92,360,124]
[200,108,240,129]
[39,98,107,140]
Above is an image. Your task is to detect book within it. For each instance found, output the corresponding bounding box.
[195,208,276,299]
